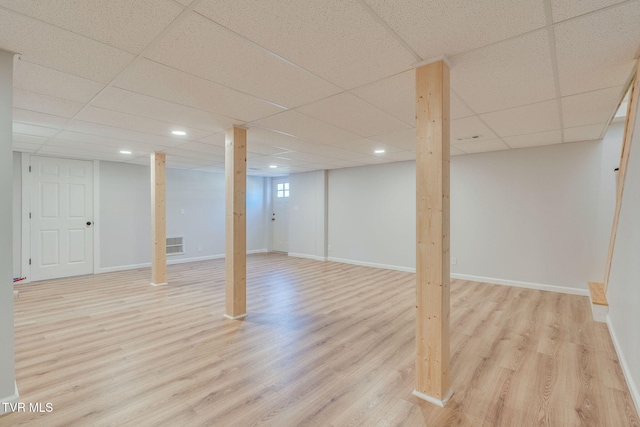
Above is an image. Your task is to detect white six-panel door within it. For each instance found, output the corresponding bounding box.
[30,156,94,281]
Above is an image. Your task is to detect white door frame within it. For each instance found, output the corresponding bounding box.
[271,176,290,253]
[20,154,101,283]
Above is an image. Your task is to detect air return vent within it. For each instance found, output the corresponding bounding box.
[166,237,184,256]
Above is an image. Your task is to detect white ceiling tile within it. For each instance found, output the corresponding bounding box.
[114,60,282,123]
[369,128,416,151]
[65,121,185,147]
[350,70,414,125]
[480,100,561,137]
[296,93,410,138]
[195,0,416,90]
[450,29,556,113]
[363,0,546,58]
[145,12,341,107]
[246,126,320,152]
[451,92,475,120]
[335,138,404,155]
[12,123,58,138]
[246,142,291,156]
[36,145,129,162]
[0,0,183,54]
[13,88,84,118]
[454,139,510,154]
[301,144,367,160]
[551,0,628,22]
[345,74,474,125]
[555,2,640,96]
[93,88,237,133]
[13,109,69,129]
[504,130,563,149]
[561,86,624,128]
[450,146,466,156]
[196,133,226,147]
[56,130,160,152]
[0,8,135,83]
[385,150,416,162]
[253,111,359,145]
[75,106,213,140]
[46,138,150,157]
[564,123,607,142]
[14,60,105,103]
[452,116,497,142]
[173,141,226,157]
[163,147,225,163]
[274,151,337,164]
[12,134,48,145]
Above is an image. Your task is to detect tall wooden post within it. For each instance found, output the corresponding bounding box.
[151,152,167,286]
[225,126,247,319]
[414,60,452,406]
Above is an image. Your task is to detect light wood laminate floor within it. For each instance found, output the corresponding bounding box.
[3,253,639,426]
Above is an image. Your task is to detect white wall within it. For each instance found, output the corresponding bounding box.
[328,162,416,270]
[0,49,17,413]
[607,113,640,412]
[99,161,267,270]
[288,170,328,260]
[99,162,151,269]
[450,139,612,292]
[326,130,621,292]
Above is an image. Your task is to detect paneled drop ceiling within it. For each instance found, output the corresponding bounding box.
[1,0,639,175]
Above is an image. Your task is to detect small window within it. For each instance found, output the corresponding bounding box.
[277,182,289,198]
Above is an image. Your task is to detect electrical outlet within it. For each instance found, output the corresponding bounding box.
[328,244,332,252]
[197,245,203,252]
[180,209,185,215]
[451,257,457,265]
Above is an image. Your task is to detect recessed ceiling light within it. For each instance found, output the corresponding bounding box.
[171,130,187,136]
[269,165,278,168]
[119,150,132,154]
[374,149,385,154]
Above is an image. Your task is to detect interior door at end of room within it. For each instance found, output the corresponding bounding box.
[30,156,94,281]
[272,177,290,253]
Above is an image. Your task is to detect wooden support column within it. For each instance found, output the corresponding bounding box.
[414,59,452,407]
[151,152,167,286]
[224,126,247,320]
[604,59,640,293]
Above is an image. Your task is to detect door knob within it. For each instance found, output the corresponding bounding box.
[86,221,92,226]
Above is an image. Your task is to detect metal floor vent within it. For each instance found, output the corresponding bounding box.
[166,237,184,255]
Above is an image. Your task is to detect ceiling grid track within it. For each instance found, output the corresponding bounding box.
[543,0,565,144]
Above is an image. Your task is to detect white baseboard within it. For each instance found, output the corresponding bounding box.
[288,252,327,262]
[606,316,640,417]
[412,389,453,407]
[97,249,268,274]
[0,381,19,415]
[224,313,247,320]
[450,273,589,296]
[322,258,587,297]
[326,257,416,273]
